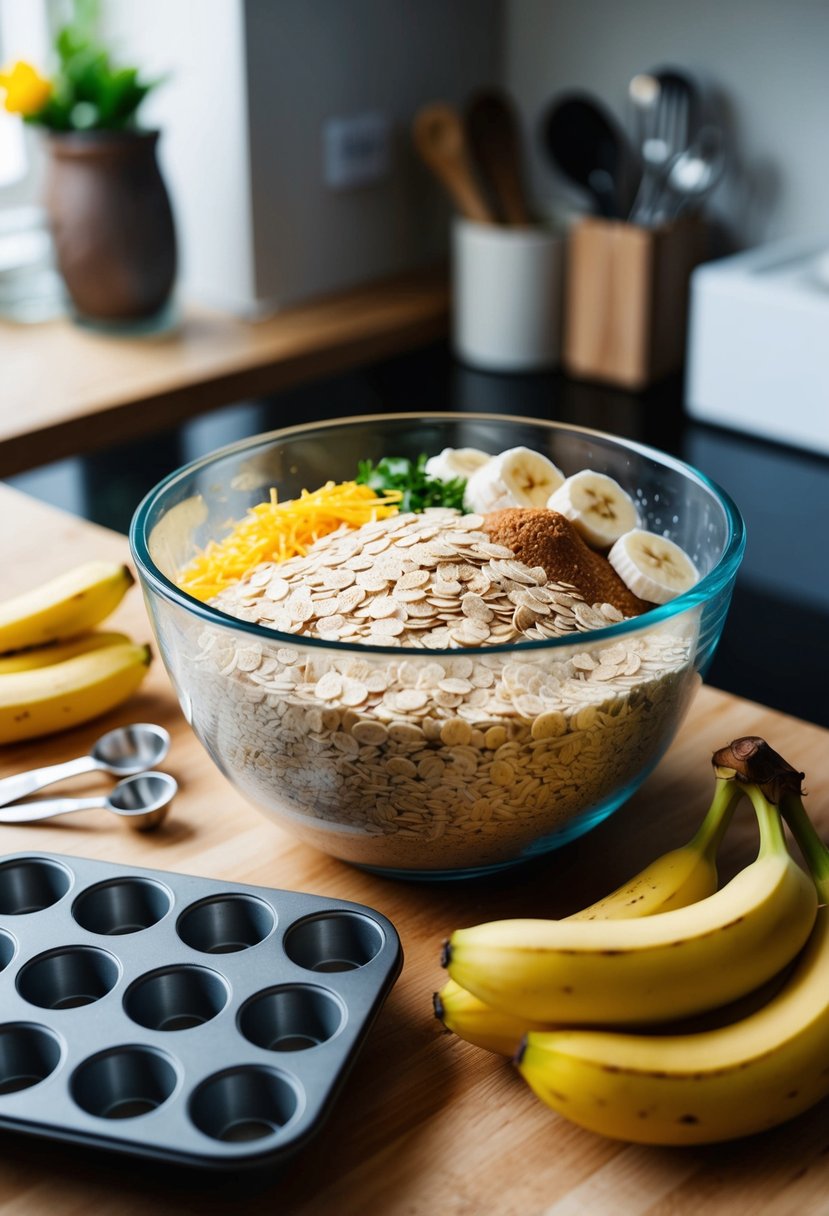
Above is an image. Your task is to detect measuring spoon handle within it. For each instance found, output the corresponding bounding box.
[0,756,101,809]
[0,793,106,823]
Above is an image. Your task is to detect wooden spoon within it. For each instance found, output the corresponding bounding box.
[412,103,496,224]
[465,89,533,226]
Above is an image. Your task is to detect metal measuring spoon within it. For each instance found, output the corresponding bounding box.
[0,723,170,808]
[0,772,177,831]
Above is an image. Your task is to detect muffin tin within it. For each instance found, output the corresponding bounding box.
[0,851,402,1169]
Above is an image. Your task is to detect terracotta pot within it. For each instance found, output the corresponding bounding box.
[44,129,177,322]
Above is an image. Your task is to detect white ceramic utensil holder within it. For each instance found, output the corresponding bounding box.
[451,219,563,372]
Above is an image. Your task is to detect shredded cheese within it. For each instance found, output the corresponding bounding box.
[178,481,401,602]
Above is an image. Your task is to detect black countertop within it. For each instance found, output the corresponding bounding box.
[9,342,829,728]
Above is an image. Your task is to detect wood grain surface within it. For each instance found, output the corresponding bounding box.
[0,268,448,477]
[0,483,827,1215]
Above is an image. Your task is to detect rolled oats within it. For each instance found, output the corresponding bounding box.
[188,507,699,872]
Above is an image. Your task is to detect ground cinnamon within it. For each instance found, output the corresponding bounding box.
[483,508,651,616]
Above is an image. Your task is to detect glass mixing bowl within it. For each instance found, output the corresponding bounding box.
[130,413,745,879]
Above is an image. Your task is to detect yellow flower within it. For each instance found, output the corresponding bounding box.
[0,61,52,117]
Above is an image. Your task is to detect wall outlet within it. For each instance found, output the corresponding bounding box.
[323,112,391,190]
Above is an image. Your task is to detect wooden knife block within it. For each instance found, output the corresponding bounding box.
[563,215,708,390]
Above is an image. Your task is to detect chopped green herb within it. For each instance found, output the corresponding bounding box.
[356,455,467,514]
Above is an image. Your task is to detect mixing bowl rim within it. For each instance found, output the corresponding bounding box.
[128,411,746,658]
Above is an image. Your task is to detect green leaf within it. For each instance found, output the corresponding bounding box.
[44,10,160,132]
[96,66,137,123]
[56,26,89,66]
[355,454,467,513]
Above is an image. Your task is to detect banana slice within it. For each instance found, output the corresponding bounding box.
[546,470,640,549]
[465,447,565,513]
[424,447,490,481]
[608,528,699,604]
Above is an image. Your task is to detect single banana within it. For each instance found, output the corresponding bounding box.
[607,529,698,605]
[464,447,565,514]
[571,774,740,920]
[434,979,557,1056]
[0,641,152,744]
[546,470,640,550]
[443,797,817,1026]
[436,778,741,1054]
[424,447,490,481]
[436,963,792,1059]
[0,631,131,675]
[515,784,829,1145]
[0,562,134,654]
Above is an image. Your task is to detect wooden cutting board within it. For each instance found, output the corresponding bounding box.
[0,484,826,1216]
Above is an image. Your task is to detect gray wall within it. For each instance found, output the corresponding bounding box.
[60,0,829,311]
[244,0,502,307]
[98,0,501,312]
[503,0,829,246]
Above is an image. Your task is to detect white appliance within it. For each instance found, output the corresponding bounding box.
[685,239,829,457]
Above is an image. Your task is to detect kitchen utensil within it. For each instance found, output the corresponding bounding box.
[0,849,401,1167]
[629,67,699,225]
[0,771,177,831]
[628,72,660,158]
[0,723,170,809]
[659,126,726,221]
[541,92,634,219]
[130,413,745,878]
[412,103,495,224]
[464,89,532,225]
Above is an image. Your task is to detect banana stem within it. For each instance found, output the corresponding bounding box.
[711,736,829,895]
[780,792,829,905]
[743,782,787,857]
[689,776,743,860]
[712,736,804,804]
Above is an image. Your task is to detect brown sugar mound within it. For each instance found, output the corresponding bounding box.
[484,508,652,617]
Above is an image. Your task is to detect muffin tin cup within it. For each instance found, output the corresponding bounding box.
[0,852,402,1168]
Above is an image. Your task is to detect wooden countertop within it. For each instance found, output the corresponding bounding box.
[0,483,827,1215]
[0,269,449,477]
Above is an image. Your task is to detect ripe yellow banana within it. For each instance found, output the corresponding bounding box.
[516,914,829,1144]
[444,796,817,1025]
[435,945,793,1056]
[436,777,743,1054]
[0,562,134,654]
[435,979,556,1056]
[0,631,131,675]
[516,778,829,1145]
[0,641,152,744]
[572,775,740,920]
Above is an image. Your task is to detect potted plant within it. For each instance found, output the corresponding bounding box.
[0,5,176,324]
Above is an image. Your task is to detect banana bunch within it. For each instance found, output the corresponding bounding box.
[436,738,829,1144]
[0,561,151,744]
